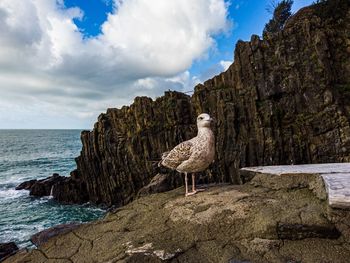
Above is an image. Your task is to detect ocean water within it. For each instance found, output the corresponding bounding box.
[0,130,105,248]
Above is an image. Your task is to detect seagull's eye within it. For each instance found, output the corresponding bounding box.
[198,117,203,120]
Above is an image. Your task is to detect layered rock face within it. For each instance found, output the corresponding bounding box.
[53,2,350,206]
[192,3,350,183]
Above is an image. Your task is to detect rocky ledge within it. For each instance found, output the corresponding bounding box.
[6,164,350,263]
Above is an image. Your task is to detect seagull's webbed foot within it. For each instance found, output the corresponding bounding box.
[185,190,197,197]
[185,190,198,196]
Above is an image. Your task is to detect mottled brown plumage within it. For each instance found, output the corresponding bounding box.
[160,141,193,171]
[160,113,215,196]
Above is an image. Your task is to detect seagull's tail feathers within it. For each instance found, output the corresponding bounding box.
[158,151,170,167]
[145,152,172,173]
[155,151,173,173]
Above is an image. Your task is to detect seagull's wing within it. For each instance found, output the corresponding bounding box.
[161,141,193,170]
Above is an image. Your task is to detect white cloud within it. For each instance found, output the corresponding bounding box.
[0,0,230,128]
[186,60,232,90]
[220,60,232,71]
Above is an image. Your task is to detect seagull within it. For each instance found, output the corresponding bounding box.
[160,113,215,196]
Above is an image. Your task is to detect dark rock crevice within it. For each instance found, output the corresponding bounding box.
[0,242,18,261]
[277,223,341,240]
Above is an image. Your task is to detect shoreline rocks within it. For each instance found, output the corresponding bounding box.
[0,242,18,261]
[16,173,66,197]
[15,179,37,191]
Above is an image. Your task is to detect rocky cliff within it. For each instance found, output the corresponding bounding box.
[53,93,196,206]
[51,1,350,206]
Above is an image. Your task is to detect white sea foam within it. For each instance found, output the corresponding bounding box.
[0,189,27,199]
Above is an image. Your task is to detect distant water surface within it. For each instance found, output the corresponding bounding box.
[0,130,105,248]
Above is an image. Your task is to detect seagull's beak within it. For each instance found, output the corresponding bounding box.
[209,117,215,123]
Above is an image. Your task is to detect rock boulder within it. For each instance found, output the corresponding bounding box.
[0,242,18,261]
[16,173,66,197]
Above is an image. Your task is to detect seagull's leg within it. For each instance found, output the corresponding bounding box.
[194,173,205,192]
[184,172,189,196]
[192,173,196,192]
[185,173,197,196]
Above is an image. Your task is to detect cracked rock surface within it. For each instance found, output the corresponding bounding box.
[6,181,350,263]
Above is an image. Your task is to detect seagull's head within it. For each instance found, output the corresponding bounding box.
[197,113,214,128]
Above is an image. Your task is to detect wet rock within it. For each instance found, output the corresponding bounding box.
[0,242,18,261]
[15,179,37,190]
[51,170,89,204]
[52,177,89,204]
[31,223,81,246]
[16,173,66,197]
[29,174,65,197]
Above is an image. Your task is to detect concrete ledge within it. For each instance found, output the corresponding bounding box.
[322,173,350,209]
[241,163,350,209]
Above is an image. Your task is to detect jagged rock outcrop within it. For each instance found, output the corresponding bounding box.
[15,179,37,191]
[16,173,65,197]
[51,170,90,204]
[34,1,350,206]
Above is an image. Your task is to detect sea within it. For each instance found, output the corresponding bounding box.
[0,130,105,248]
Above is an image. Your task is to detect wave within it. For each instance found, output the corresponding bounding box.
[0,189,28,199]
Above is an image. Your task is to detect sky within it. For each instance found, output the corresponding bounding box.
[0,0,314,129]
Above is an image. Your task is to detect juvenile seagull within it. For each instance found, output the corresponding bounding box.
[160,113,215,196]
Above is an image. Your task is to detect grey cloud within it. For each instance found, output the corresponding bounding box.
[0,3,42,47]
[0,0,231,128]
